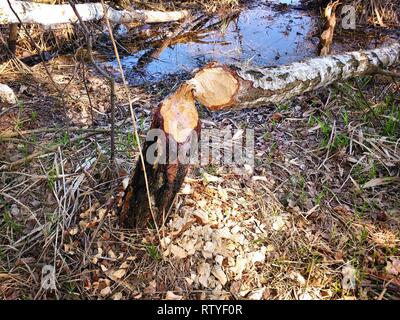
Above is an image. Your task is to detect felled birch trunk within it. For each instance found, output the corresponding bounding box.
[188,43,400,110]
[120,43,400,228]
[0,0,189,26]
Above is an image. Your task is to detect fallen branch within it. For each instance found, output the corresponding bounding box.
[0,132,96,171]
[0,127,112,140]
[0,0,190,26]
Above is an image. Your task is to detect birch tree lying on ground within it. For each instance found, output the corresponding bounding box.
[120,43,400,228]
[0,0,190,26]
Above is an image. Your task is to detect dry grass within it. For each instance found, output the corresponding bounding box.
[1,50,399,299]
[356,0,400,27]
[0,0,399,301]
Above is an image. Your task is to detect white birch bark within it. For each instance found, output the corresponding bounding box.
[187,43,400,110]
[0,0,189,26]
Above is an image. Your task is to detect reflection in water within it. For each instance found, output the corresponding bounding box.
[111,6,317,85]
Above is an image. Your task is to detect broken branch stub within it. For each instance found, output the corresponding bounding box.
[318,0,340,56]
[120,84,200,228]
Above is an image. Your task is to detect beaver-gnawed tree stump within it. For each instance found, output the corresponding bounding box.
[120,84,200,228]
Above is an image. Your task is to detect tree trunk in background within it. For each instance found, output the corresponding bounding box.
[0,0,189,26]
[120,43,400,228]
[120,84,200,228]
[7,23,18,54]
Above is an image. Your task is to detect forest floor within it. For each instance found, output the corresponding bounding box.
[0,0,400,300]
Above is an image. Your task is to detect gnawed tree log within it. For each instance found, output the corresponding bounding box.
[189,43,400,110]
[0,0,189,26]
[120,43,400,228]
[120,84,200,228]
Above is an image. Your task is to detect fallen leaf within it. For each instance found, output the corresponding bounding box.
[100,264,108,272]
[271,112,283,122]
[100,286,111,297]
[250,247,266,264]
[10,204,19,217]
[170,244,188,259]
[215,255,224,266]
[181,184,192,195]
[192,210,209,225]
[230,256,247,279]
[112,269,126,279]
[248,288,265,300]
[299,292,313,300]
[165,291,183,300]
[134,292,143,299]
[68,227,78,236]
[122,177,130,190]
[202,172,221,183]
[144,280,156,294]
[386,258,400,276]
[112,292,123,300]
[272,216,286,231]
[198,262,211,288]
[212,265,228,286]
[98,208,107,220]
[108,249,117,259]
[202,241,215,259]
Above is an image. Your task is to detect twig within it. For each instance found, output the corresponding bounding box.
[0,127,112,139]
[81,62,96,127]
[374,69,400,78]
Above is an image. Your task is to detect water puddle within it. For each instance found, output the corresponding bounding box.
[111,2,318,85]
